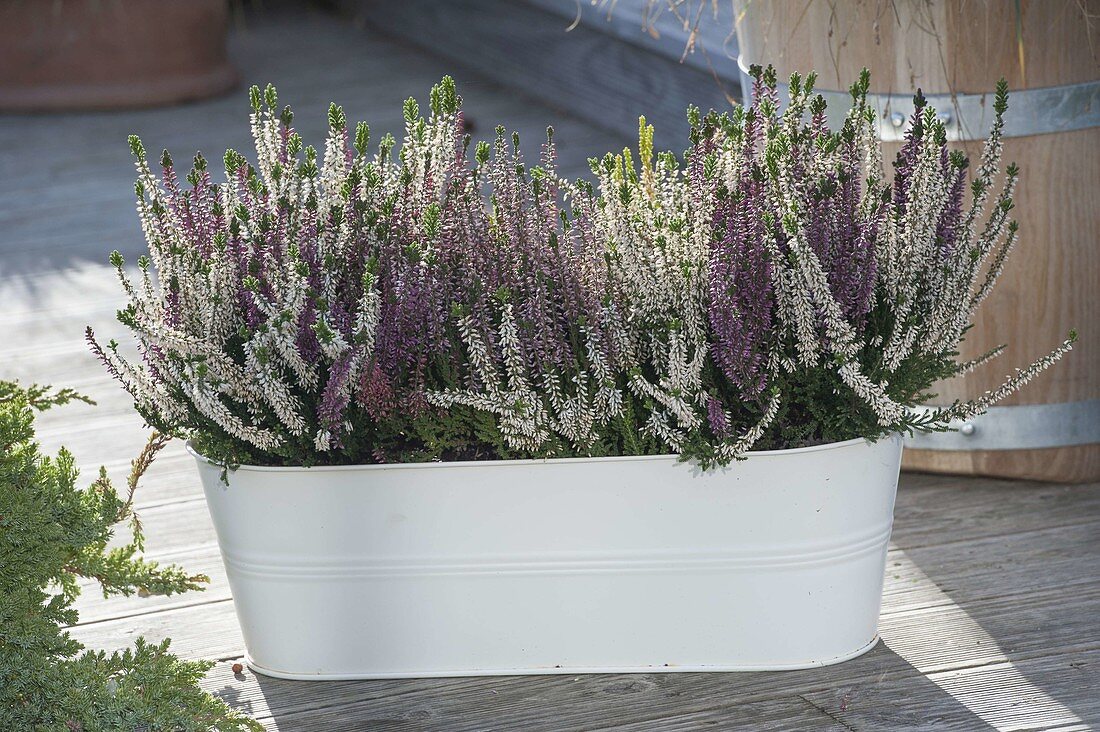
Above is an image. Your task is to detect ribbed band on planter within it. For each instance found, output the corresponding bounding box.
[736,55,1100,141]
[905,400,1100,451]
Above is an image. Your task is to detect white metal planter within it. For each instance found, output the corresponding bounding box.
[191,435,903,680]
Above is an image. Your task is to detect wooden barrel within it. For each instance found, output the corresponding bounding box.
[736,0,1100,482]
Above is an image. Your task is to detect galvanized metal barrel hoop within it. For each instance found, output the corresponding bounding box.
[736,55,1100,141]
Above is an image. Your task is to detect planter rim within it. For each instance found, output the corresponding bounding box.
[186,435,887,474]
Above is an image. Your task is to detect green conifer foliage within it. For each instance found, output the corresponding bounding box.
[0,381,260,731]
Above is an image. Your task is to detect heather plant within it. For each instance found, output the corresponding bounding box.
[89,78,635,466]
[422,126,629,455]
[0,380,259,731]
[583,65,1074,463]
[91,73,1074,469]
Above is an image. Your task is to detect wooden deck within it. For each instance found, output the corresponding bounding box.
[1,7,1098,730]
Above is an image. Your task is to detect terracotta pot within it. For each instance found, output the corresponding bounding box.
[0,0,237,111]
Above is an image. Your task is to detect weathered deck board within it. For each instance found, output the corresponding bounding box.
[3,6,1099,732]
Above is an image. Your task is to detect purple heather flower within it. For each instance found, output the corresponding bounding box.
[891,94,929,218]
[318,351,354,447]
[359,362,396,420]
[708,174,774,398]
[935,149,967,259]
[295,306,321,364]
[804,166,878,326]
[706,395,730,438]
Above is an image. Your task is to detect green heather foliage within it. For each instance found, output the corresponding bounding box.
[0,381,260,731]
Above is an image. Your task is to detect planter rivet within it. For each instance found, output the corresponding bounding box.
[960,422,976,436]
[890,111,906,128]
